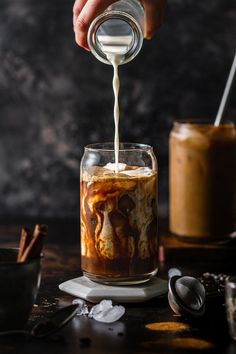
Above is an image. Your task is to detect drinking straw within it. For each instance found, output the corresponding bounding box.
[215,52,236,126]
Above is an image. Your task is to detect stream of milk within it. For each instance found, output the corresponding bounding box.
[107,53,123,173]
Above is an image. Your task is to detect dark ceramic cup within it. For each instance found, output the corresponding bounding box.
[0,248,41,330]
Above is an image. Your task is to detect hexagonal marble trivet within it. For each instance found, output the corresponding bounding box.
[59,276,168,303]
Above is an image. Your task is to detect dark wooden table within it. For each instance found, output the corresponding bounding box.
[0,219,236,354]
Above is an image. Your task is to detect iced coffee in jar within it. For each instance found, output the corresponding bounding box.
[169,120,236,242]
[80,143,158,284]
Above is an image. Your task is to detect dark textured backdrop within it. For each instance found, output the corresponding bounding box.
[0,0,236,219]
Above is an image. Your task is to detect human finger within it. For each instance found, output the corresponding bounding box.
[75,0,116,49]
[141,0,167,39]
[73,0,87,31]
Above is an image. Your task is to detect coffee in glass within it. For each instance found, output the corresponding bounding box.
[80,143,158,284]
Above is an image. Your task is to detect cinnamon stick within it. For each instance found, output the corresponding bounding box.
[17,227,32,262]
[20,224,48,262]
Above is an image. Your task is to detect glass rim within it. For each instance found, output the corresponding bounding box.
[87,11,143,65]
[84,142,153,152]
[173,119,235,127]
[226,276,236,287]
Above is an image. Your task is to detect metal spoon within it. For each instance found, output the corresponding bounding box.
[168,272,206,318]
[0,304,79,338]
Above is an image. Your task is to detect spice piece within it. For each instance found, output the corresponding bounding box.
[18,224,48,262]
[80,337,91,347]
[17,227,32,262]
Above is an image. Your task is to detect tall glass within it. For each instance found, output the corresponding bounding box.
[169,120,236,242]
[80,143,158,285]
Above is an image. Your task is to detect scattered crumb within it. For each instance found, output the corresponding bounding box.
[80,337,91,347]
[117,332,124,337]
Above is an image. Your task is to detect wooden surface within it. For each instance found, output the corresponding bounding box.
[0,220,236,354]
[159,230,236,262]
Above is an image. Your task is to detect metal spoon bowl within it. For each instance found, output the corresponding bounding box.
[168,275,206,318]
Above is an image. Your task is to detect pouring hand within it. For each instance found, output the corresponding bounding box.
[73,0,167,50]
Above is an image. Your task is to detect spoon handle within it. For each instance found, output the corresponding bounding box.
[0,329,30,337]
[168,268,182,279]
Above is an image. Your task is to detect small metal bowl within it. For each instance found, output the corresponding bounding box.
[0,248,41,330]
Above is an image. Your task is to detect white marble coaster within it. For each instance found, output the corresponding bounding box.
[59,276,168,303]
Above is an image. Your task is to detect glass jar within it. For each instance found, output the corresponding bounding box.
[80,143,158,285]
[225,276,236,341]
[87,0,144,65]
[169,120,236,242]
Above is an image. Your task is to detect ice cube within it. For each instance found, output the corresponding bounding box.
[120,167,152,177]
[93,305,125,323]
[88,300,113,318]
[89,300,125,323]
[72,298,89,316]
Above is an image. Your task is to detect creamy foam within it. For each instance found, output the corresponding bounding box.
[82,164,155,182]
[104,163,153,177]
[105,162,127,172]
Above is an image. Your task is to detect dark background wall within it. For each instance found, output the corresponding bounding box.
[0,0,235,220]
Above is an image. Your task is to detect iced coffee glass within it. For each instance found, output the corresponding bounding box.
[80,143,158,284]
[169,120,236,242]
